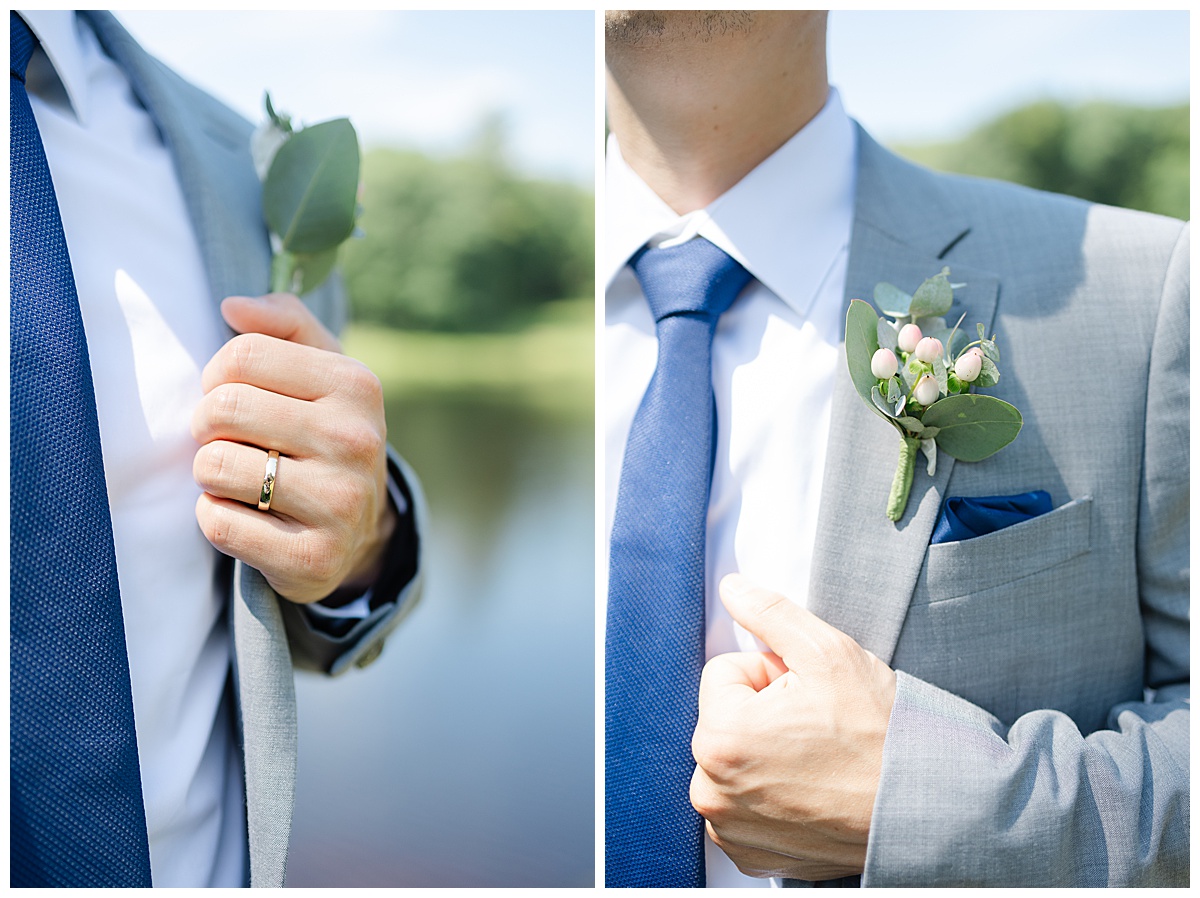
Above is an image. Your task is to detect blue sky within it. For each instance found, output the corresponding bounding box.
[828,10,1189,143]
[116,10,1188,183]
[115,10,596,185]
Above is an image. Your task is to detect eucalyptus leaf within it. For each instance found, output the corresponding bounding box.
[909,267,954,318]
[886,377,902,404]
[877,318,899,352]
[933,356,949,395]
[920,438,938,476]
[924,394,1022,462]
[919,425,940,439]
[263,117,360,256]
[981,339,999,362]
[976,355,1000,388]
[874,282,913,318]
[292,246,340,295]
[872,385,899,418]
[914,316,946,334]
[846,300,883,409]
[977,322,987,342]
[901,357,920,389]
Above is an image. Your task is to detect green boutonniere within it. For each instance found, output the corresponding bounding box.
[252,93,362,295]
[844,267,1023,521]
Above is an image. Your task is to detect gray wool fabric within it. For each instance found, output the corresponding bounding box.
[78,12,427,887]
[792,128,1188,886]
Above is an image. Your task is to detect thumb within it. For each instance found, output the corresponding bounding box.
[719,573,836,671]
[220,293,341,353]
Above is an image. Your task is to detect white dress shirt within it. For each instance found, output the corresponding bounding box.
[604,89,858,888]
[23,11,245,886]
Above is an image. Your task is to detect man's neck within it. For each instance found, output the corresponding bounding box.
[606,11,829,214]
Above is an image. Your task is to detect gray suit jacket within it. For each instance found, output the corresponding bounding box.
[82,12,426,887]
[792,128,1188,886]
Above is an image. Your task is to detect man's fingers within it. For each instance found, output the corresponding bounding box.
[200,331,383,406]
[192,382,310,455]
[194,438,378,525]
[719,572,839,667]
[195,493,345,603]
[220,293,341,353]
[704,821,802,879]
[699,650,788,700]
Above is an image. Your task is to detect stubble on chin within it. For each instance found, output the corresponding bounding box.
[604,10,757,47]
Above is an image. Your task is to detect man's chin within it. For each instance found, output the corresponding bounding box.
[604,10,758,47]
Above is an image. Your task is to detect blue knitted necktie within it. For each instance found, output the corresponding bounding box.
[10,13,152,886]
[606,237,752,887]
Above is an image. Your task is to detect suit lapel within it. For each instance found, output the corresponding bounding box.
[808,128,999,665]
[80,14,293,887]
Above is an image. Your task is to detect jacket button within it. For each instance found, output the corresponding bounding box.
[355,641,384,669]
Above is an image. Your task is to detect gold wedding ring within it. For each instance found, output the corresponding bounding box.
[258,449,280,511]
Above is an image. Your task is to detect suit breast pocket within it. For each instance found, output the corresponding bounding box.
[897,495,1143,729]
[918,496,1093,603]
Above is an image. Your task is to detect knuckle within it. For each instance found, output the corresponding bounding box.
[201,503,237,553]
[341,420,385,464]
[343,360,385,406]
[211,384,246,431]
[324,477,369,524]
[291,532,343,584]
[754,589,793,625]
[196,442,234,490]
[226,333,267,382]
[811,627,856,669]
[691,727,744,781]
[689,771,724,822]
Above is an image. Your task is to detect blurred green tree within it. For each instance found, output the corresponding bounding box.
[896,101,1188,221]
[342,125,594,332]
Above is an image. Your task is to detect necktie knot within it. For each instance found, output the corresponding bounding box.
[11,13,36,82]
[631,237,752,324]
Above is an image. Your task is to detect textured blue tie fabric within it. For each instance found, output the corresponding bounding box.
[930,490,1053,545]
[606,237,752,887]
[10,13,152,887]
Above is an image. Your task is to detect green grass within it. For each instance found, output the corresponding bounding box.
[343,297,595,417]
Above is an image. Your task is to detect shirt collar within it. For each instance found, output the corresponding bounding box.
[20,10,92,124]
[605,87,858,319]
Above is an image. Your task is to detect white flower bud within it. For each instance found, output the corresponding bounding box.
[871,348,898,379]
[897,323,923,354]
[954,347,983,383]
[914,336,943,364]
[251,120,289,181]
[914,374,940,406]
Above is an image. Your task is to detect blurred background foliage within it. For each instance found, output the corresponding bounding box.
[342,119,594,333]
[291,116,595,886]
[894,100,1188,221]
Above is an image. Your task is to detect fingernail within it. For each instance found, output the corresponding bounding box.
[720,572,751,597]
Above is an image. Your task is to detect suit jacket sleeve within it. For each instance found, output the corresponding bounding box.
[266,275,427,675]
[861,224,1189,887]
[279,447,426,675]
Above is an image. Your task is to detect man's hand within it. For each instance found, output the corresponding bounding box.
[690,574,897,881]
[191,294,397,604]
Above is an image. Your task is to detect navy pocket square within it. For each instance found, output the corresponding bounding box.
[931,490,1053,545]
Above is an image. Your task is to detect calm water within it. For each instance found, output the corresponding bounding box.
[285,393,595,887]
